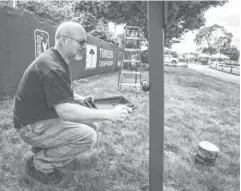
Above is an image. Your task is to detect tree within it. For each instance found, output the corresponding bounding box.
[195,24,224,50]
[1,1,227,47]
[214,32,233,53]
[220,46,240,61]
[195,24,233,55]
[74,1,227,47]
[189,52,199,58]
[0,0,119,45]
[201,47,218,55]
[88,19,118,45]
[0,0,67,23]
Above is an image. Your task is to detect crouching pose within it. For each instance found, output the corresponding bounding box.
[13,21,133,184]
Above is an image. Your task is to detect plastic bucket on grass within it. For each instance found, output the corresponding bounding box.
[194,141,219,166]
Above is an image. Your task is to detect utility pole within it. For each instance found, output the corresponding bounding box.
[148,1,165,191]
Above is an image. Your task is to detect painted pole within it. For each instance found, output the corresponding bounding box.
[148,1,164,191]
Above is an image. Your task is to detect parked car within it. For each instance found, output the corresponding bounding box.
[141,50,179,65]
[164,54,179,65]
[177,57,188,67]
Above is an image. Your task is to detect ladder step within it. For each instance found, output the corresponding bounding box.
[123,60,141,63]
[126,37,141,40]
[121,83,141,86]
[124,48,142,52]
[122,71,141,74]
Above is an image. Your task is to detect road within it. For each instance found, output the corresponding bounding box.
[188,63,240,85]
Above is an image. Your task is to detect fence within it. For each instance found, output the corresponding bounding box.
[209,62,240,76]
[0,4,123,99]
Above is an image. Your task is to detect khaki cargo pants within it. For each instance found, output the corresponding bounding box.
[17,118,98,173]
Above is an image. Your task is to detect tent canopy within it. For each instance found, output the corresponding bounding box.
[198,53,210,58]
[186,54,196,58]
[211,53,229,59]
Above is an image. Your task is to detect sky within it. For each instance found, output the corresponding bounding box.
[109,0,240,54]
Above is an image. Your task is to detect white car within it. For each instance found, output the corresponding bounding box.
[164,54,179,65]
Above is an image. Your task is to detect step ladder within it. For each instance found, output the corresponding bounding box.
[118,26,143,90]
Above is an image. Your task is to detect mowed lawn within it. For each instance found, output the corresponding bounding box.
[0,67,239,191]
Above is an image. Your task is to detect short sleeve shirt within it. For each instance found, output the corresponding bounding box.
[13,48,74,129]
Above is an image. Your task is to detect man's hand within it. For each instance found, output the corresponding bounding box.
[108,105,133,123]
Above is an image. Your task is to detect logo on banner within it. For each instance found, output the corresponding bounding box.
[117,52,122,67]
[34,29,50,58]
[98,48,114,67]
[85,44,97,70]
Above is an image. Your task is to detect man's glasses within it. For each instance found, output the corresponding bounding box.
[61,36,87,46]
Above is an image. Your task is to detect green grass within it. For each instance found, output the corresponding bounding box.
[0,67,239,191]
[164,68,239,191]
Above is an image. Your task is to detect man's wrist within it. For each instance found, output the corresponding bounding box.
[97,109,110,120]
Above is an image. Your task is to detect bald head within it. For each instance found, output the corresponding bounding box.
[55,21,87,44]
[54,22,87,63]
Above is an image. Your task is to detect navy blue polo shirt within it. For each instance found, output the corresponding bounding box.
[13,48,74,129]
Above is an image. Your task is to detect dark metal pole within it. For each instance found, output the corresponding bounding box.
[148,1,164,191]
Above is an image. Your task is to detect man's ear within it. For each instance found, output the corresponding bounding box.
[60,37,67,48]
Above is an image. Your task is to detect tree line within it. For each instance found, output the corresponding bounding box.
[0,1,227,46]
[195,24,240,61]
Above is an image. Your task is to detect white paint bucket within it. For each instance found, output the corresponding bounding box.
[195,141,219,166]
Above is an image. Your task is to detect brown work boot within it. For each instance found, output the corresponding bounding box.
[25,156,63,185]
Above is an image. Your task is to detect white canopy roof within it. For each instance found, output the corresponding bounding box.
[211,53,230,59]
[198,53,210,58]
[186,54,196,58]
